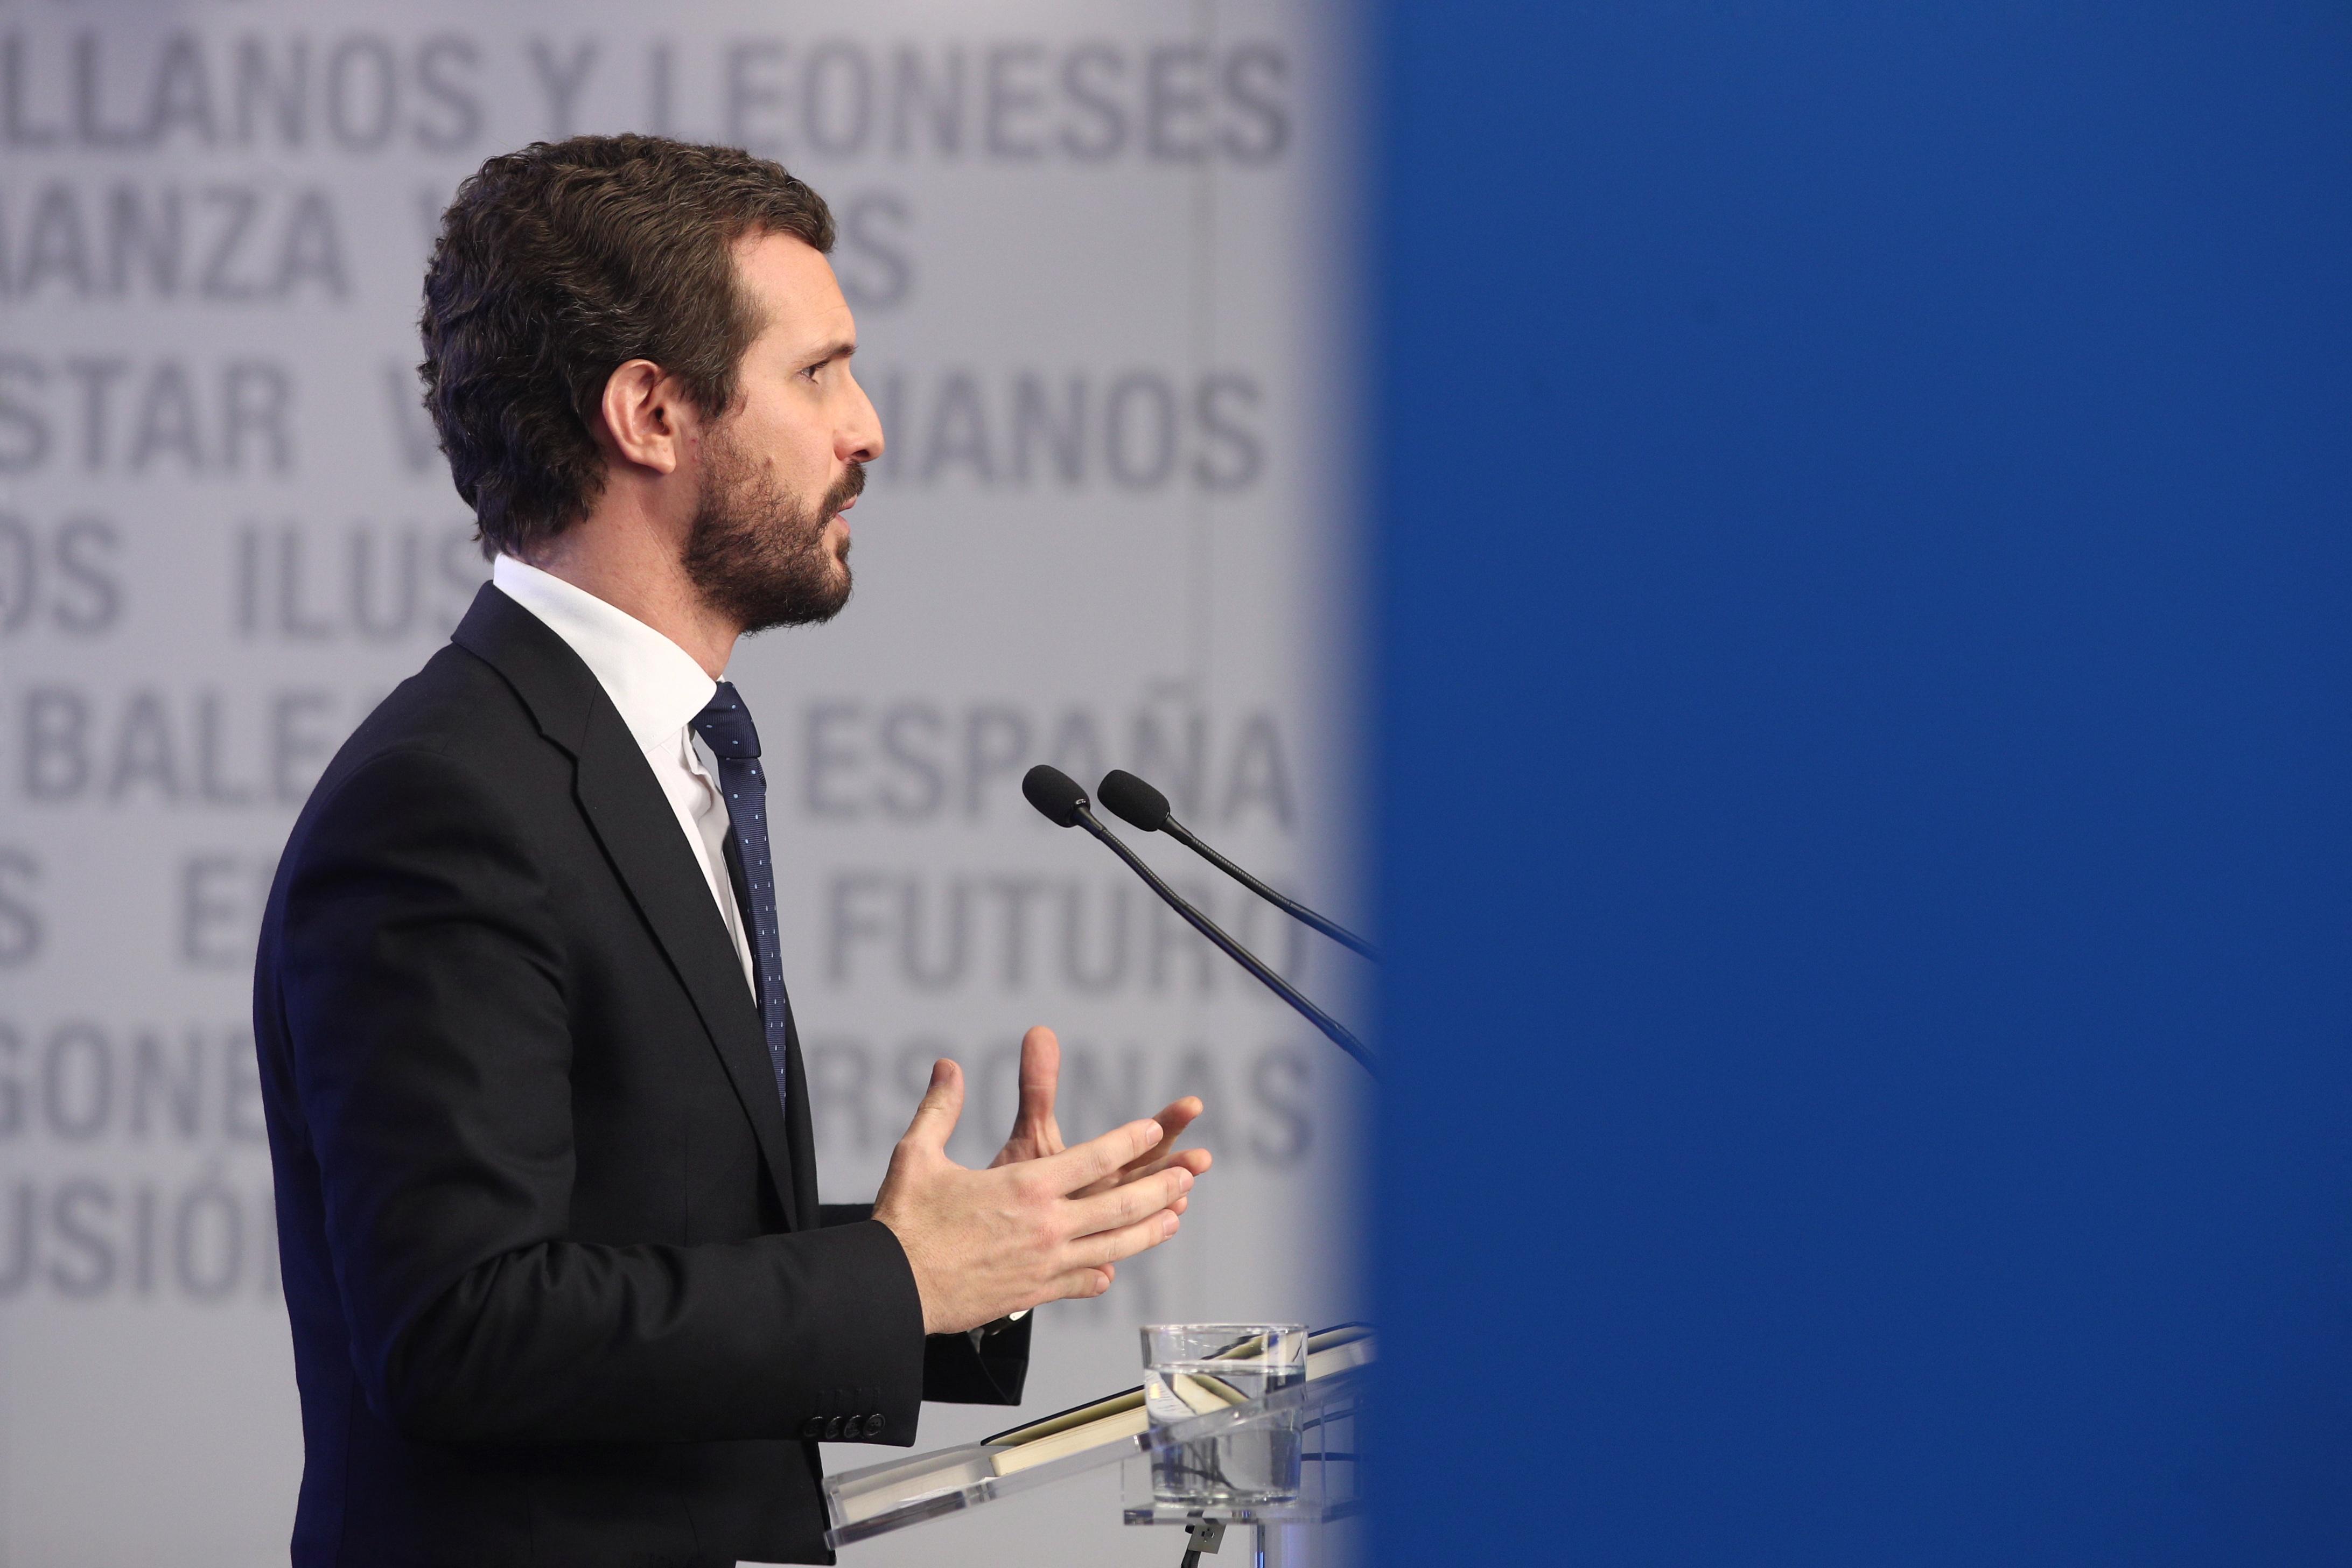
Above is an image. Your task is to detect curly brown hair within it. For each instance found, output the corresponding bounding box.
[419,135,836,561]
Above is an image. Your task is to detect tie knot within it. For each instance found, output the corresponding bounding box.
[691,681,762,760]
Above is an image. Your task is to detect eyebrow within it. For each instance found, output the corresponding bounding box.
[801,337,857,365]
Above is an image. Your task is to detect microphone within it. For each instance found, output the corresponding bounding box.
[1097,769,1382,962]
[1021,765,1377,1077]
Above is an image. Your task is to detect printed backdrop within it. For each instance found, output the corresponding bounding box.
[0,2,1368,1562]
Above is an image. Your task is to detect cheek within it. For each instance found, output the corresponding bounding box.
[776,422,838,497]
[734,396,832,489]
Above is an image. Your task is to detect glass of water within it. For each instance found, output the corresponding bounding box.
[1140,1322,1309,1504]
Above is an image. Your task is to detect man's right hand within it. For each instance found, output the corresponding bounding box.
[872,1058,1196,1335]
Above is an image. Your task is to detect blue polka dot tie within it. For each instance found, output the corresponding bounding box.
[691,681,791,1122]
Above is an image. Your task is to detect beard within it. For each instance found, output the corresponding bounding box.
[682,426,860,635]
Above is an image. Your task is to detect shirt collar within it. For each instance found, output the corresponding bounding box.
[490,555,718,752]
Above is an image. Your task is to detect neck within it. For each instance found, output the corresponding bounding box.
[519,501,739,678]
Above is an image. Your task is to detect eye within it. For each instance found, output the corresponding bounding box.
[801,360,827,383]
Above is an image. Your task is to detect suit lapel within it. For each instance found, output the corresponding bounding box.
[452,585,800,1224]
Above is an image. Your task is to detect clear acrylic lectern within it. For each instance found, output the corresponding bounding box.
[823,1366,1366,1567]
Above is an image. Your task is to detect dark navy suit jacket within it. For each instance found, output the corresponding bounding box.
[254,585,1027,1566]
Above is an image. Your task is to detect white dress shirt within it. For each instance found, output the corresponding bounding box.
[490,555,758,996]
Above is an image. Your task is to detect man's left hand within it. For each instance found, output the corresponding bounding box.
[990,1026,1213,1215]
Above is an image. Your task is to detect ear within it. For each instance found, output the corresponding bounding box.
[597,359,685,475]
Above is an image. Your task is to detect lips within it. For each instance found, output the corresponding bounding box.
[824,462,866,530]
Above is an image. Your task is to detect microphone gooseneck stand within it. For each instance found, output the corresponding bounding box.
[1158,815,1381,963]
[1096,769,1382,962]
[1024,767,1379,1079]
[1073,808,1380,1079]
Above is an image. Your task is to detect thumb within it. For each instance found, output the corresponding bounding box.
[900,1057,965,1156]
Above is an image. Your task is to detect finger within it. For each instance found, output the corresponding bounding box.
[1123,1142,1215,1184]
[1015,1026,1060,1125]
[1066,1165,1194,1237]
[1144,1096,1204,1149]
[1044,1266,1115,1303]
[1110,1098,1203,1180]
[1075,1142,1213,1201]
[1068,1207,1182,1270]
[1038,1116,1167,1194]
[1107,1098,1199,1171]
[898,1058,965,1155]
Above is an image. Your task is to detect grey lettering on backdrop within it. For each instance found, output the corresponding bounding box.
[0,6,1358,1563]
[867,365,1268,491]
[821,870,1312,996]
[0,848,40,965]
[0,30,491,155]
[0,1174,280,1301]
[799,692,1297,827]
[176,852,275,967]
[528,36,600,138]
[865,367,1270,493]
[232,522,482,642]
[0,353,294,474]
[12,684,358,806]
[0,181,349,302]
[833,188,913,308]
[0,1018,266,1144]
[0,514,122,634]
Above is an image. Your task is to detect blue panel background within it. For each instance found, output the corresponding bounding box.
[1371,6,2351,1562]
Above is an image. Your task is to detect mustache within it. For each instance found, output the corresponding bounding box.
[824,462,866,518]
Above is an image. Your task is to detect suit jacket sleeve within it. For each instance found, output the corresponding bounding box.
[820,1205,1032,1405]
[276,744,927,1445]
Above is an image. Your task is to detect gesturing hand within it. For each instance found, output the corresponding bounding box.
[990,1026,1215,1207]
[873,1052,1203,1335]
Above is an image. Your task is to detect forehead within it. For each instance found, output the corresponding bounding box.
[732,228,851,349]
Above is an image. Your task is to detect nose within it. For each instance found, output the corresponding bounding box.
[841,367,884,466]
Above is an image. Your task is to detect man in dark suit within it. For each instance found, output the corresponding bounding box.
[253,135,1211,1567]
